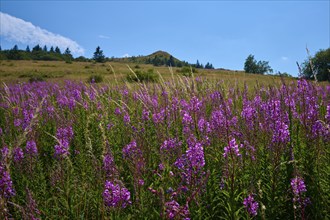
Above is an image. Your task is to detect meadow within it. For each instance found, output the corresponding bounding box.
[0,60,293,86]
[0,63,329,219]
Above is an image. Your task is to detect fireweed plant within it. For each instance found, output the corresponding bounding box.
[0,78,329,219]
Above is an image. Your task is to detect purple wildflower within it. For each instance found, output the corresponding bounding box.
[243,194,259,217]
[186,142,205,171]
[122,140,141,159]
[54,127,73,159]
[291,176,307,196]
[25,188,41,220]
[291,176,310,209]
[223,138,241,158]
[182,112,193,125]
[272,120,290,145]
[188,96,202,112]
[13,147,24,162]
[1,146,9,160]
[152,109,165,124]
[142,108,150,121]
[103,153,117,178]
[138,179,145,186]
[103,180,131,208]
[165,200,190,220]
[114,107,122,115]
[54,139,70,158]
[26,140,38,156]
[326,104,330,122]
[14,118,22,127]
[174,141,205,184]
[0,163,15,198]
[124,113,130,124]
[160,138,182,154]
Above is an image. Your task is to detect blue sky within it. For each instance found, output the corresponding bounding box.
[0,1,329,76]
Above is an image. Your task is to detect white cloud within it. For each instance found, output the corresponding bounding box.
[98,35,110,39]
[281,56,289,61]
[122,53,130,58]
[0,12,84,55]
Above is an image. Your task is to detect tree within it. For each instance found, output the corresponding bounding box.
[26,46,31,52]
[64,47,73,61]
[12,45,19,51]
[93,46,105,63]
[301,48,330,81]
[50,46,55,53]
[43,45,48,52]
[196,60,201,68]
[32,45,42,52]
[244,54,273,74]
[55,46,61,54]
[205,62,214,69]
[167,55,175,67]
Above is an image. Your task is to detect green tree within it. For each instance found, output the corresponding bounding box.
[50,46,55,53]
[26,46,31,52]
[167,55,175,67]
[244,54,273,74]
[93,46,105,63]
[12,45,19,51]
[205,62,214,69]
[301,48,330,81]
[55,46,61,54]
[64,47,73,61]
[32,45,42,52]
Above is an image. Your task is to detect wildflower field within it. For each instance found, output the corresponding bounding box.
[0,77,329,219]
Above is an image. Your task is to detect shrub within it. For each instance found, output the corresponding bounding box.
[88,74,104,83]
[28,75,44,83]
[126,69,158,82]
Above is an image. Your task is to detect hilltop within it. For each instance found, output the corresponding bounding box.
[110,50,191,68]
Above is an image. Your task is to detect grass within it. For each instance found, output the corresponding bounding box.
[0,60,298,88]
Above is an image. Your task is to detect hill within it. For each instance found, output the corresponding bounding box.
[110,50,190,67]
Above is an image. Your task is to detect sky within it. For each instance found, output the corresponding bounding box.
[0,1,329,76]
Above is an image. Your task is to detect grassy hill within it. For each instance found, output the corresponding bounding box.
[110,50,189,67]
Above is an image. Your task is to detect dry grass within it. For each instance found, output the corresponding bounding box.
[0,60,297,87]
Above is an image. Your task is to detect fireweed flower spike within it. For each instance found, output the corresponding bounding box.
[243,194,259,217]
[165,200,190,220]
[26,140,38,156]
[54,126,74,159]
[103,180,131,208]
[0,163,15,198]
[290,176,310,208]
[13,147,24,163]
[223,138,241,158]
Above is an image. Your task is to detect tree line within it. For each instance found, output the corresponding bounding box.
[0,45,73,62]
[244,48,329,82]
[0,45,215,70]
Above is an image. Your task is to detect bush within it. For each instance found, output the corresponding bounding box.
[88,74,103,83]
[126,69,158,82]
[29,75,45,83]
